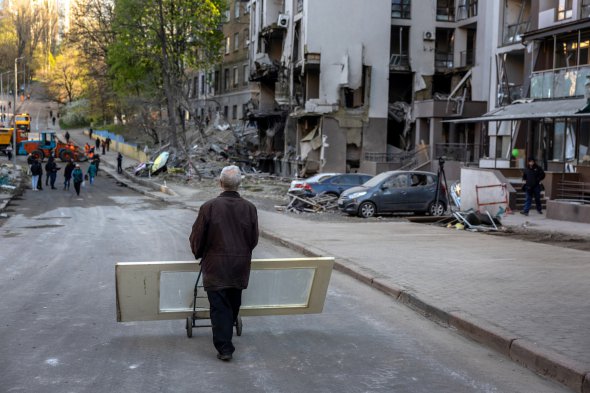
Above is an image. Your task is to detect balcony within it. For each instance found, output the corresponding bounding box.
[530,66,590,99]
[460,50,474,67]
[435,51,454,70]
[436,7,455,21]
[502,20,530,46]
[390,53,410,71]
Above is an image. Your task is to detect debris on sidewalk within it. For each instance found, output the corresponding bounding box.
[449,210,503,232]
[279,191,338,213]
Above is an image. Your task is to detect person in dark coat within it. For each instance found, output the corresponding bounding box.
[31,159,42,191]
[95,137,100,151]
[117,152,123,174]
[45,156,60,189]
[101,139,106,155]
[63,160,75,190]
[521,157,545,216]
[72,164,83,196]
[189,165,259,361]
[64,131,70,143]
[93,154,100,173]
[105,136,111,152]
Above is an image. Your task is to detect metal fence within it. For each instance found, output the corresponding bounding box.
[435,52,454,70]
[364,145,430,170]
[556,180,590,203]
[435,143,481,163]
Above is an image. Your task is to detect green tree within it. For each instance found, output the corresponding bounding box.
[46,47,89,104]
[109,0,226,149]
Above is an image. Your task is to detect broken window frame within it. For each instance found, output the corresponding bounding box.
[436,0,455,21]
[582,0,590,18]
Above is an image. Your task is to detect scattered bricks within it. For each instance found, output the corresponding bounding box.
[397,291,451,325]
[510,338,586,393]
[371,278,402,299]
[448,311,515,357]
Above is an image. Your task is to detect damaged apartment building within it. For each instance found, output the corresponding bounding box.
[245,0,494,178]
[247,0,391,176]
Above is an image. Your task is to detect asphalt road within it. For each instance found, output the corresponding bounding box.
[0,169,569,393]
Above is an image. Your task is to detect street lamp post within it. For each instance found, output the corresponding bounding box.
[12,57,24,168]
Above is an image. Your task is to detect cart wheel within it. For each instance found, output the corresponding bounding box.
[186,317,193,338]
[235,316,243,337]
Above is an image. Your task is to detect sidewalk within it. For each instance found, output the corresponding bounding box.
[69,129,590,393]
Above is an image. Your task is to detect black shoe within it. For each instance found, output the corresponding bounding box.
[537,210,543,214]
[519,211,528,216]
[217,353,232,361]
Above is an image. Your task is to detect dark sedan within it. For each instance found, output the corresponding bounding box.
[337,170,447,218]
[301,173,373,197]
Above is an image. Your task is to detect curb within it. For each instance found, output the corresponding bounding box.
[97,159,589,393]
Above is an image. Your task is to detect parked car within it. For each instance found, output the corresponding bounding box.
[288,173,339,193]
[301,173,373,197]
[338,170,447,218]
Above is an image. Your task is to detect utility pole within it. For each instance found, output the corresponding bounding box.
[13,57,23,168]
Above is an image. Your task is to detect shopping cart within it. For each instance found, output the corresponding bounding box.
[185,270,243,338]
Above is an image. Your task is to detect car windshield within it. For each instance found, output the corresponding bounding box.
[362,172,394,187]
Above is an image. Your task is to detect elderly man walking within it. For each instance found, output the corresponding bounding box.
[189,165,259,361]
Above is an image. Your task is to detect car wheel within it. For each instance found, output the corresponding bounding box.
[358,201,376,218]
[428,201,446,216]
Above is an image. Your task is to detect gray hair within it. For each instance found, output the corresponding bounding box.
[220,165,242,191]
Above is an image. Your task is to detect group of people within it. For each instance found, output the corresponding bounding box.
[27,153,99,197]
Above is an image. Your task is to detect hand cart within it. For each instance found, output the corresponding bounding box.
[185,270,243,338]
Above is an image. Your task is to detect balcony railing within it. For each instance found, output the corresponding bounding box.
[457,0,477,20]
[503,20,530,46]
[435,143,481,163]
[435,51,454,70]
[460,50,474,67]
[498,84,524,105]
[530,66,590,99]
[390,53,410,70]
[392,1,411,19]
[436,7,455,21]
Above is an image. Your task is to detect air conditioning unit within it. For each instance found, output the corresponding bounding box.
[278,14,289,28]
[423,31,435,41]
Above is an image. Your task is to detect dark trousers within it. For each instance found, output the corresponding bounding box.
[49,173,57,188]
[206,288,242,355]
[45,173,50,185]
[117,162,122,173]
[64,177,71,190]
[523,184,542,213]
[73,180,82,196]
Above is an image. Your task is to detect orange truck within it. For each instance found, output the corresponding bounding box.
[19,131,86,162]
[0,127,28,153]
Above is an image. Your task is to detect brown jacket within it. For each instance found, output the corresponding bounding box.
[189,191,259,291]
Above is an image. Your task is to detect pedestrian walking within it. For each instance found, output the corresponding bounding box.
[45,157,53,186]
[31,159,42,191]
[95,137,100,151]
[87,161,97,185]
[520,157,545,216]
[52,116,56,126]
[5,144,12,161]
[101,139,106,155]
[189,165,259,361]
[63,160,75,190]
[72,164,83,196]
[45,156,60,189]
[26,153,34,175]
[117,152,123,174]
[89,128,93,139]
[105,136,111,152]
[49,110,53,118]
[93,154,100,173]
[65,131,70,143]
